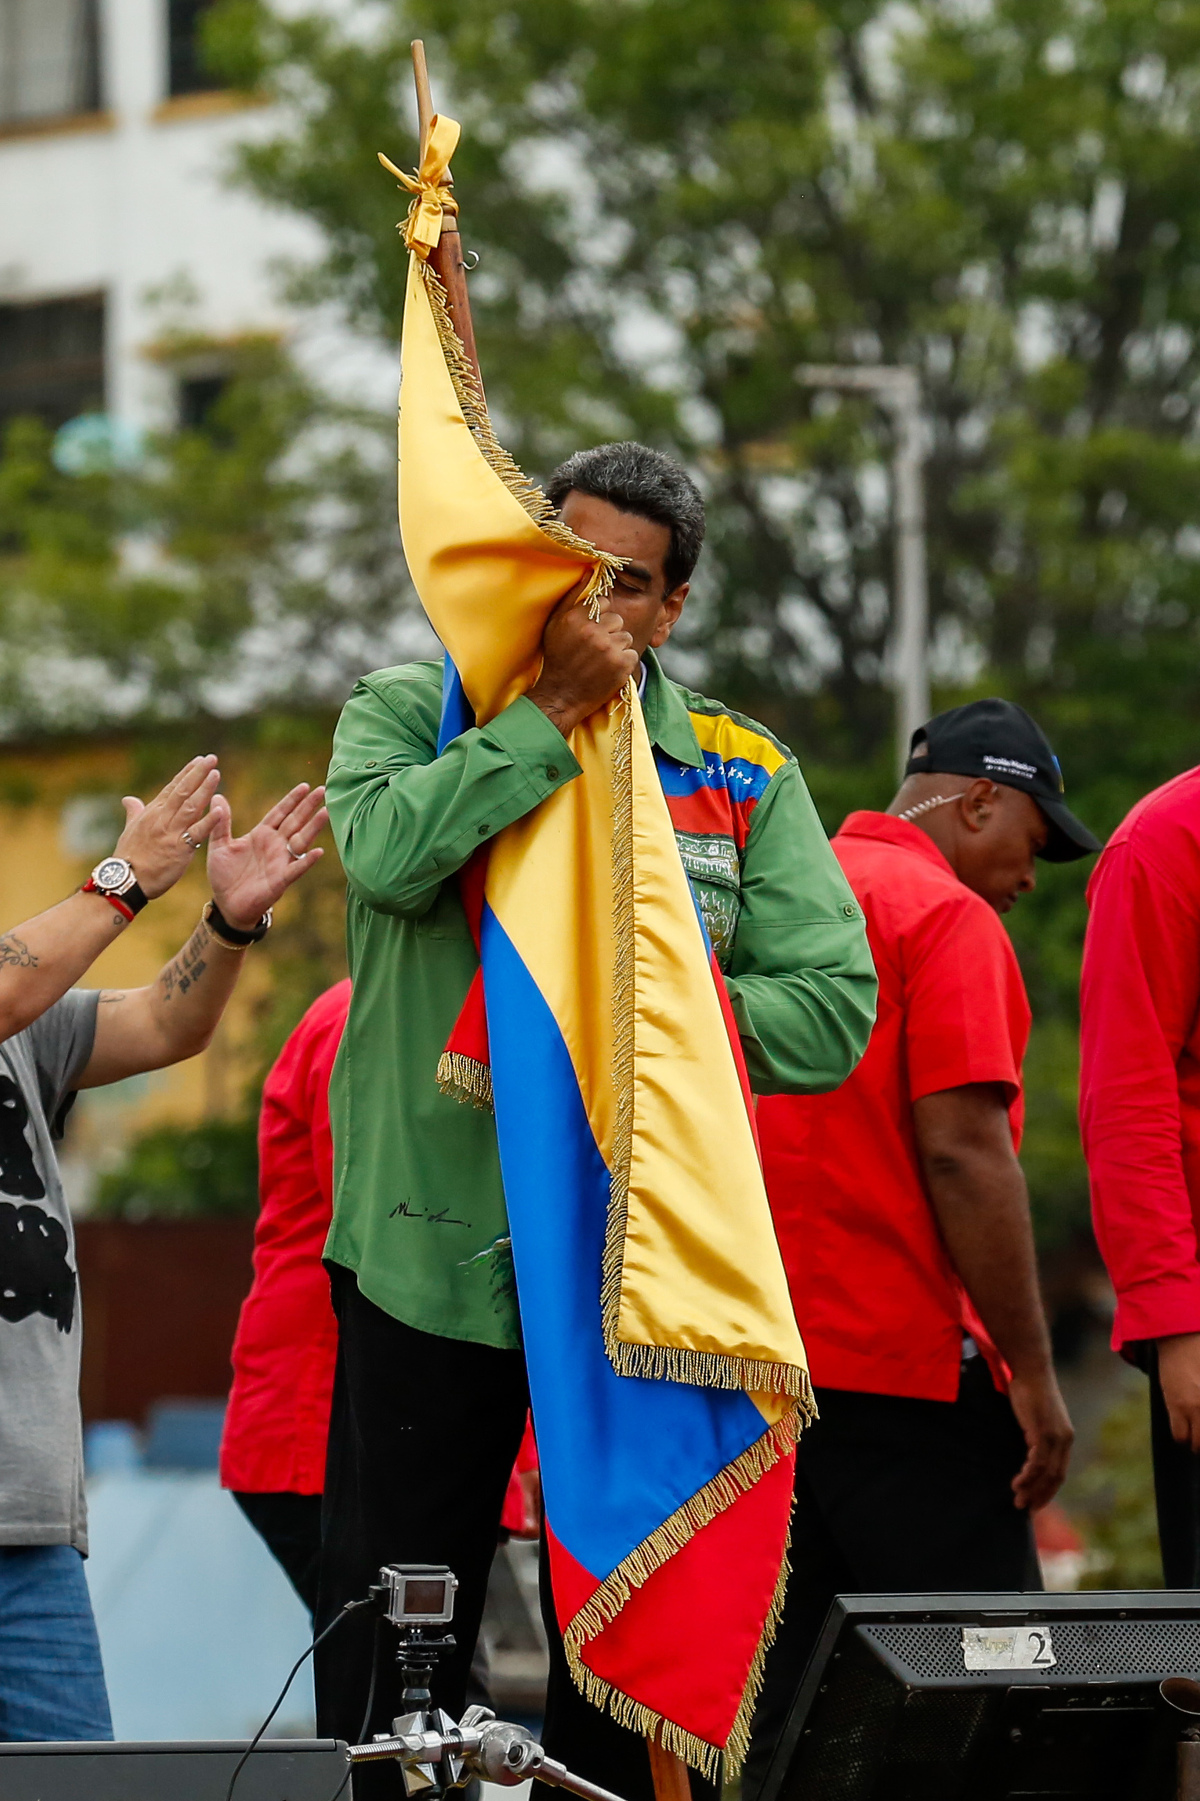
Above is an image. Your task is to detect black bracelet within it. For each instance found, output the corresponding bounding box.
[203,898,272,948]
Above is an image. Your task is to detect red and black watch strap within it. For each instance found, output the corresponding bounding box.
[82,877,148,921]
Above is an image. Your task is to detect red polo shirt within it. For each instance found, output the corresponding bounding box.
[1080,767,1200,1350]
[758,811,1030,1402]
[220,981,538,1530]
[220,981,350,1495]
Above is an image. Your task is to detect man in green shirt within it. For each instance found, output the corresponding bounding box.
[317,443,876,1800]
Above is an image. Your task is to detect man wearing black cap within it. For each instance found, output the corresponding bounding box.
[744,698,1100,1798]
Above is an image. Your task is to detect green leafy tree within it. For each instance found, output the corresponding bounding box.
[201,0,1200,1253]
[1074,1387,1163,1588]
[93,1116,259,1220]
[206,0,1200,795]
[0,335,415,733]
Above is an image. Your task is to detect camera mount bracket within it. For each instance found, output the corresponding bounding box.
[350,1564,629,1801]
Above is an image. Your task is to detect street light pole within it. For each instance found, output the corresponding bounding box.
[796,365,929,777]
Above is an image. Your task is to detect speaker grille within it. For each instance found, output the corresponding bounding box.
[865,1617,1200,1680]
[787,1635,902,1799]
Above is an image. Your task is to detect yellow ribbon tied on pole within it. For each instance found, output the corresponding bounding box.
[378,115,461,256]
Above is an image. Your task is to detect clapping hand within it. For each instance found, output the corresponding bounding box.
[206,784,329,931]
[115,755,223,897]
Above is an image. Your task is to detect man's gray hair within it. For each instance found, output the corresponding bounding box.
[546,442,705,591]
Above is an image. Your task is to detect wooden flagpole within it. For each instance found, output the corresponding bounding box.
[408,38,692,1801]
[647,1740,694,1801]
[410,39,482,384]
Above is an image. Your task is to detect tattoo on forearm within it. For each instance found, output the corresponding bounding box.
[159,921,212,1001]
[0,934,38,970]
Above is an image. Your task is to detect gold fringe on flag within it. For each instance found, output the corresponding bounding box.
[724,1522,794,1774]
[601,679,638,1362]
[418,260,622,611]
[599,682,814,1399]
[436,1052,494,1112]
[562,1408,804,1779]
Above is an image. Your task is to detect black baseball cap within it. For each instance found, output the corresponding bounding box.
[904,698,1100,863]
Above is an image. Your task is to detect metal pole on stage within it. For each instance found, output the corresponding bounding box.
[795,363,929,777]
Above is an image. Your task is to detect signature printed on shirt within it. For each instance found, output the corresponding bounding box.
[389,1199,470,1226]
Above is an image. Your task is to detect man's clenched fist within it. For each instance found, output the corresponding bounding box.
[528,587,639,739]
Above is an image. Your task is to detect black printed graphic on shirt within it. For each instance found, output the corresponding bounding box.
[0,1202,76,1333]
[0,1076,45,1200]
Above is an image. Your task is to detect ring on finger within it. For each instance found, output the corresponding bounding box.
[285,838,303,861]
[181,830,200,852]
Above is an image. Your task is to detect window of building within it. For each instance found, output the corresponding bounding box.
[0,294,105,433]
[0,0,101,126]
[167,0,222,98]
[178,372,228,430]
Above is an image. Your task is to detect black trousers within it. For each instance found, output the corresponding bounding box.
[233,1491,323,1620]
[316,1265,713,1801]
[1149,1347,1200,1586]
[742,1359,1041,1801]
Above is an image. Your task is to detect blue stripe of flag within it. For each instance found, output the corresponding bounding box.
[482,901,767,1582]
[437,653,474,755]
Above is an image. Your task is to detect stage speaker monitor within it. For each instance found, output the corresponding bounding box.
[0,1737,350,1800]
[755,1590,1200,1801]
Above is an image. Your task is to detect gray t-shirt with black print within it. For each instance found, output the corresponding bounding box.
[0,989,99,1554]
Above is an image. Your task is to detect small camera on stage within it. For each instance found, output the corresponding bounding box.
[371,1563,459,1628]
[351,1563,625,1801]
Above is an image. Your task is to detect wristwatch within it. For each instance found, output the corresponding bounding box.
[82,856,148,923]
[203,898,272,949]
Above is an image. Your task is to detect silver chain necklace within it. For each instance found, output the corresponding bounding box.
[897,793,956,823]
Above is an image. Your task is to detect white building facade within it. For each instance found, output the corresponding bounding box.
[0,0,384,439]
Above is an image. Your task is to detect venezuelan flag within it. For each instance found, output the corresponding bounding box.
[391,116,812,1777]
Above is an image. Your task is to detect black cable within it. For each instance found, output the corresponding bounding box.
[326,1759,354,1801]
[326,1615,384,1801]
[358,1614,383,1743]
[225,1597,371,1801]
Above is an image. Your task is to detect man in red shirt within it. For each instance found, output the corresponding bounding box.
[1080,767,1200,1585]
[746,698,1098,1798]
[220,981,349,1613]
[220,981,537,1617]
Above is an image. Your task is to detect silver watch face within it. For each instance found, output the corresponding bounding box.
[92,856,135,895]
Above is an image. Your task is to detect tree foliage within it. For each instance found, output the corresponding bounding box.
[0,336,415,732]
[209,0,1200,785]
[1073,1386,1162,1587]
[93,1116,259,1220]
[200,0,1200,1252]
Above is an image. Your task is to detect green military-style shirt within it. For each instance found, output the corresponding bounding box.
[325,652,877,1349]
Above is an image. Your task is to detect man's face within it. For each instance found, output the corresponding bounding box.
[956,782,1049,913]
[558,491,688,659]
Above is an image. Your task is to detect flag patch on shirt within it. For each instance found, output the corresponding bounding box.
[656,711,788,964]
